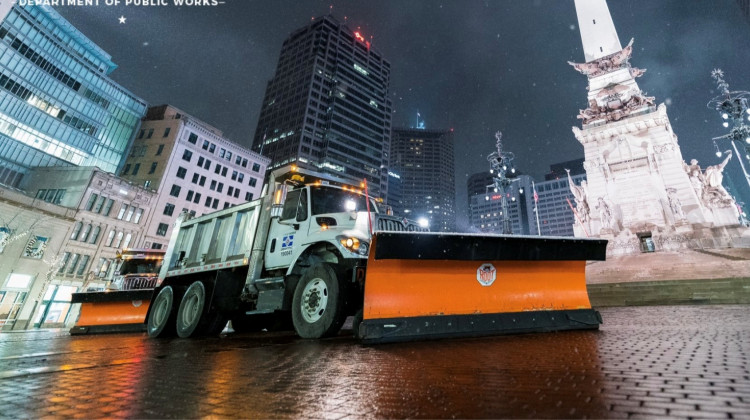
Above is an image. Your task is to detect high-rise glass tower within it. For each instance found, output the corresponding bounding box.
[0,5,147,187]
[390,127,456,232]
[252,15,392,196]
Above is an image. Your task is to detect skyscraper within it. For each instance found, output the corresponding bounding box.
[251,15,392,196]
[0,4,146,187]
[390,127,456,232]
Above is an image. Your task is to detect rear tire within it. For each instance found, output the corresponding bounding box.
[147,286,177,338]
[292,263,345,339]
[176,281,207,338]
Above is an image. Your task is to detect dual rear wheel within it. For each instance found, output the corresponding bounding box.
[147,281,226,338]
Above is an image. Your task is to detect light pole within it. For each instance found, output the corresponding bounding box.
[708,69,750,192]
[487,131,518,234]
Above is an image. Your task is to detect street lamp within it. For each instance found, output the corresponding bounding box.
[487,131,519,234]
[708,69,750,190]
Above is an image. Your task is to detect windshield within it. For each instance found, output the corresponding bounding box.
[310,186,373,215]
[118,259,162,276]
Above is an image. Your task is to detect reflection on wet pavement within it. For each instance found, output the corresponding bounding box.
[0,305,748,418]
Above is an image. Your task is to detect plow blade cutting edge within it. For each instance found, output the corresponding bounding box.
[359,232,607,344]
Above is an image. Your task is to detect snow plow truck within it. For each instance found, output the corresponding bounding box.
[146,164,607,343]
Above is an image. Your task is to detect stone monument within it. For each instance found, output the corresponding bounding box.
[569,0,747,255]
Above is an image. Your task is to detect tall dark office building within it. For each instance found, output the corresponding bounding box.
[251,15,392,196]
[390,127,456,232]
[467,171,494,205]
[544,157,585,181]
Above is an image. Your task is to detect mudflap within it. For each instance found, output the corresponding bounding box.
[69,290,153,335]
[359,232,607,344]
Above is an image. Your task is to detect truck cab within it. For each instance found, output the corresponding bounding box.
[264,182,373,272]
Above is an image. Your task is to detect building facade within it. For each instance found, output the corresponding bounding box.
[386,170,403,216]
[390,127,456,232]
[0,186,75,331]
[467,171,495,206]
[469,175,532,235]
[120,105,270,249]
[0,4,146,187]
[6,166,157,329]
[468,167,587,237]
[251,15,392,197]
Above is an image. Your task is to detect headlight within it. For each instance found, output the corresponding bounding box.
[338,236,369,256]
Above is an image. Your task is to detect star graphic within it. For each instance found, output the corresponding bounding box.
[118,16,127,24]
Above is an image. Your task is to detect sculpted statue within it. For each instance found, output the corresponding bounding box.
[683,152,735,208]
[704,150,732,190]
[702,150,734,206]
[596,197,614,231]
[683,158,705,200]
[566,168,589,223]
[666,188,686,221]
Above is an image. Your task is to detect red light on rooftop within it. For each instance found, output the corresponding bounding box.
[354,31,365,42]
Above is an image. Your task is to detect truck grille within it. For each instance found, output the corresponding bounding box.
[376,216,429,232]
[122,277,158,290]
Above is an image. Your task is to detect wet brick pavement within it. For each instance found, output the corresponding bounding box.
[0,305,748,419]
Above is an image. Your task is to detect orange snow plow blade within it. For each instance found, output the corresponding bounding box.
[69,290,153,334]
[358,232,607,344]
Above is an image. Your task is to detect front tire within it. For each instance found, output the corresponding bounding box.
[147,286,177,338]
[292,263,345,339]
[176,281,207,338]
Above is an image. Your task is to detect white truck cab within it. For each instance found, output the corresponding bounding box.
[264,183,374,272]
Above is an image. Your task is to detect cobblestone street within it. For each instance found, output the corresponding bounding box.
[1,305,748,419]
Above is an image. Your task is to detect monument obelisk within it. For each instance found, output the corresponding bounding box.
[569,0,744,255]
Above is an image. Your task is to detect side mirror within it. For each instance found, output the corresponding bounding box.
[271,184,289,218]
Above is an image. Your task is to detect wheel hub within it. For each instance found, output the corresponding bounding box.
[154,298,169,325]
[301,278,328,323]
[183,294,200,325]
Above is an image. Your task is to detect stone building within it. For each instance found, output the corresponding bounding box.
[0,186,75,330]
[10,166,157,328]
[120,105,270,249]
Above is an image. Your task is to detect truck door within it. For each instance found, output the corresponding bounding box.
[265,188,310,270]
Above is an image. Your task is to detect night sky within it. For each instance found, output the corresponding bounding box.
[55,0,750,227]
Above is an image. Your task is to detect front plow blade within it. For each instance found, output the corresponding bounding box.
[69,290,153,335]
[359,232,607,344]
